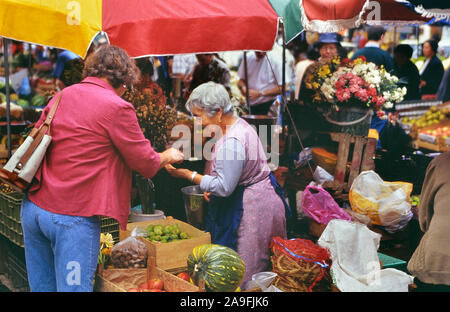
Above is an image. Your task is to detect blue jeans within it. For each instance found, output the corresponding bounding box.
[21,197,101,292]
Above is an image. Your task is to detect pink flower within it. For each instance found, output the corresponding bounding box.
[376,96,385,106]
[367,87,377,97]
[335,78,346,89]
[349,84,360,94]
[355,89,369,102]
[344,73,354,80]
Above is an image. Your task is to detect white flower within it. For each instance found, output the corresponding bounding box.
[384,101,394,109]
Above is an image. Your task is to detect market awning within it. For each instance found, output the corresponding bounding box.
[0,0,280,58]
[268,0,304,43]
[300,0,431,33]
[396,0,450,22]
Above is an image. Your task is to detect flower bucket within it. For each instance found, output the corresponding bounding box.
[324,107,373,137]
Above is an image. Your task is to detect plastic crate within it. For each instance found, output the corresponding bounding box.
[7,248,29,290]
[0,192,24,222]
[100,217,120,243]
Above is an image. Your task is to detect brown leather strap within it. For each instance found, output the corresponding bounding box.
[15,92,63,170]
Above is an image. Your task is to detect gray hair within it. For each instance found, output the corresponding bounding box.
[186,82,233,117]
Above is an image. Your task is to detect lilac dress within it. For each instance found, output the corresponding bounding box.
[201,118,287,288]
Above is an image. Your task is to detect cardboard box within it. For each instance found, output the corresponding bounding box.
[95,266,200,292]
[120,216,211,271]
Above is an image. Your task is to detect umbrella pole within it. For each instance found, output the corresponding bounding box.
[281,22,286,114]
[243,51,251,114]
[3,38,12,159]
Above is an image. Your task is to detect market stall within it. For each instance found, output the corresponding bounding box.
[0,0,447,294]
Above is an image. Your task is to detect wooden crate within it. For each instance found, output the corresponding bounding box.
[322,132,377,194]
[307,217,327,238]
[410,119,450,152]
[95,266,199,292]
[120,216,211,271]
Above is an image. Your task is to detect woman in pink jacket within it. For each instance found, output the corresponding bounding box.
[21,45,184,292]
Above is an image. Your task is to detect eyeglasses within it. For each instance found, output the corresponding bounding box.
[320,45,337,52]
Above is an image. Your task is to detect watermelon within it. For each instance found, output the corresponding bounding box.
[187,244,245,292]
[31,94,46,107]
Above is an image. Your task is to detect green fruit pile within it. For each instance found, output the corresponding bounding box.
[145,224,191,243]
[411,195,420,207]
[402,106,450,128]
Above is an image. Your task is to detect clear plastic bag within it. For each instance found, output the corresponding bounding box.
[110,228,148,269]
[349,170,413,233]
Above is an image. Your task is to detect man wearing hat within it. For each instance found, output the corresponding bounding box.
[351,26,395,72]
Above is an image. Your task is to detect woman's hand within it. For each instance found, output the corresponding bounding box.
[158,148,185,169]
[165,164,191,180]
[203,192,211,203]
[249,89,260,100]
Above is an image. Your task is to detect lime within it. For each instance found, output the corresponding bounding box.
[153,225,163,235]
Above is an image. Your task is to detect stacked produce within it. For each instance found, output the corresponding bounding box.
[128,278,165,292]
[420,126,450,139]
[401,106,450,128]
[127,272,191,292]
[269,237,332,292]
[144,224,191,243]
[109,236,148,269]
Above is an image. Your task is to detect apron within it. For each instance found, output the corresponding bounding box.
[205,172,292,251]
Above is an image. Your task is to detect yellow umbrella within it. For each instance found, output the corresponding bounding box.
[0,0,102,58]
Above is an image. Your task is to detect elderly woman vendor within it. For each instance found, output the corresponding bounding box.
[166,82,290,289]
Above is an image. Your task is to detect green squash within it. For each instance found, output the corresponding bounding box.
[187,244,245,292]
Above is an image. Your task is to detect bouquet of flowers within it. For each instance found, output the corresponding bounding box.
[304,56,407,114]
[122,83,178,152]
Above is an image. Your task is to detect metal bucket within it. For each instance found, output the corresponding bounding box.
[181,185,206,230]
[241,114,278,147]
[324,108,373,136]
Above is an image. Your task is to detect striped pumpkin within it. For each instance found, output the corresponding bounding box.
[187,244,245,292]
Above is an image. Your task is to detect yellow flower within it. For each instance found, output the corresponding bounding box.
[318,65,331,78]
[332,57,341,65]
[100,233,114,249]
[312,82,320,89]
[102,247,111,255]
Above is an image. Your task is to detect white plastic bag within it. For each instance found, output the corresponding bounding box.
[317,219,414,292]
[246,272,283,292]
[313,166,334,185]
[349,170,413,233]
